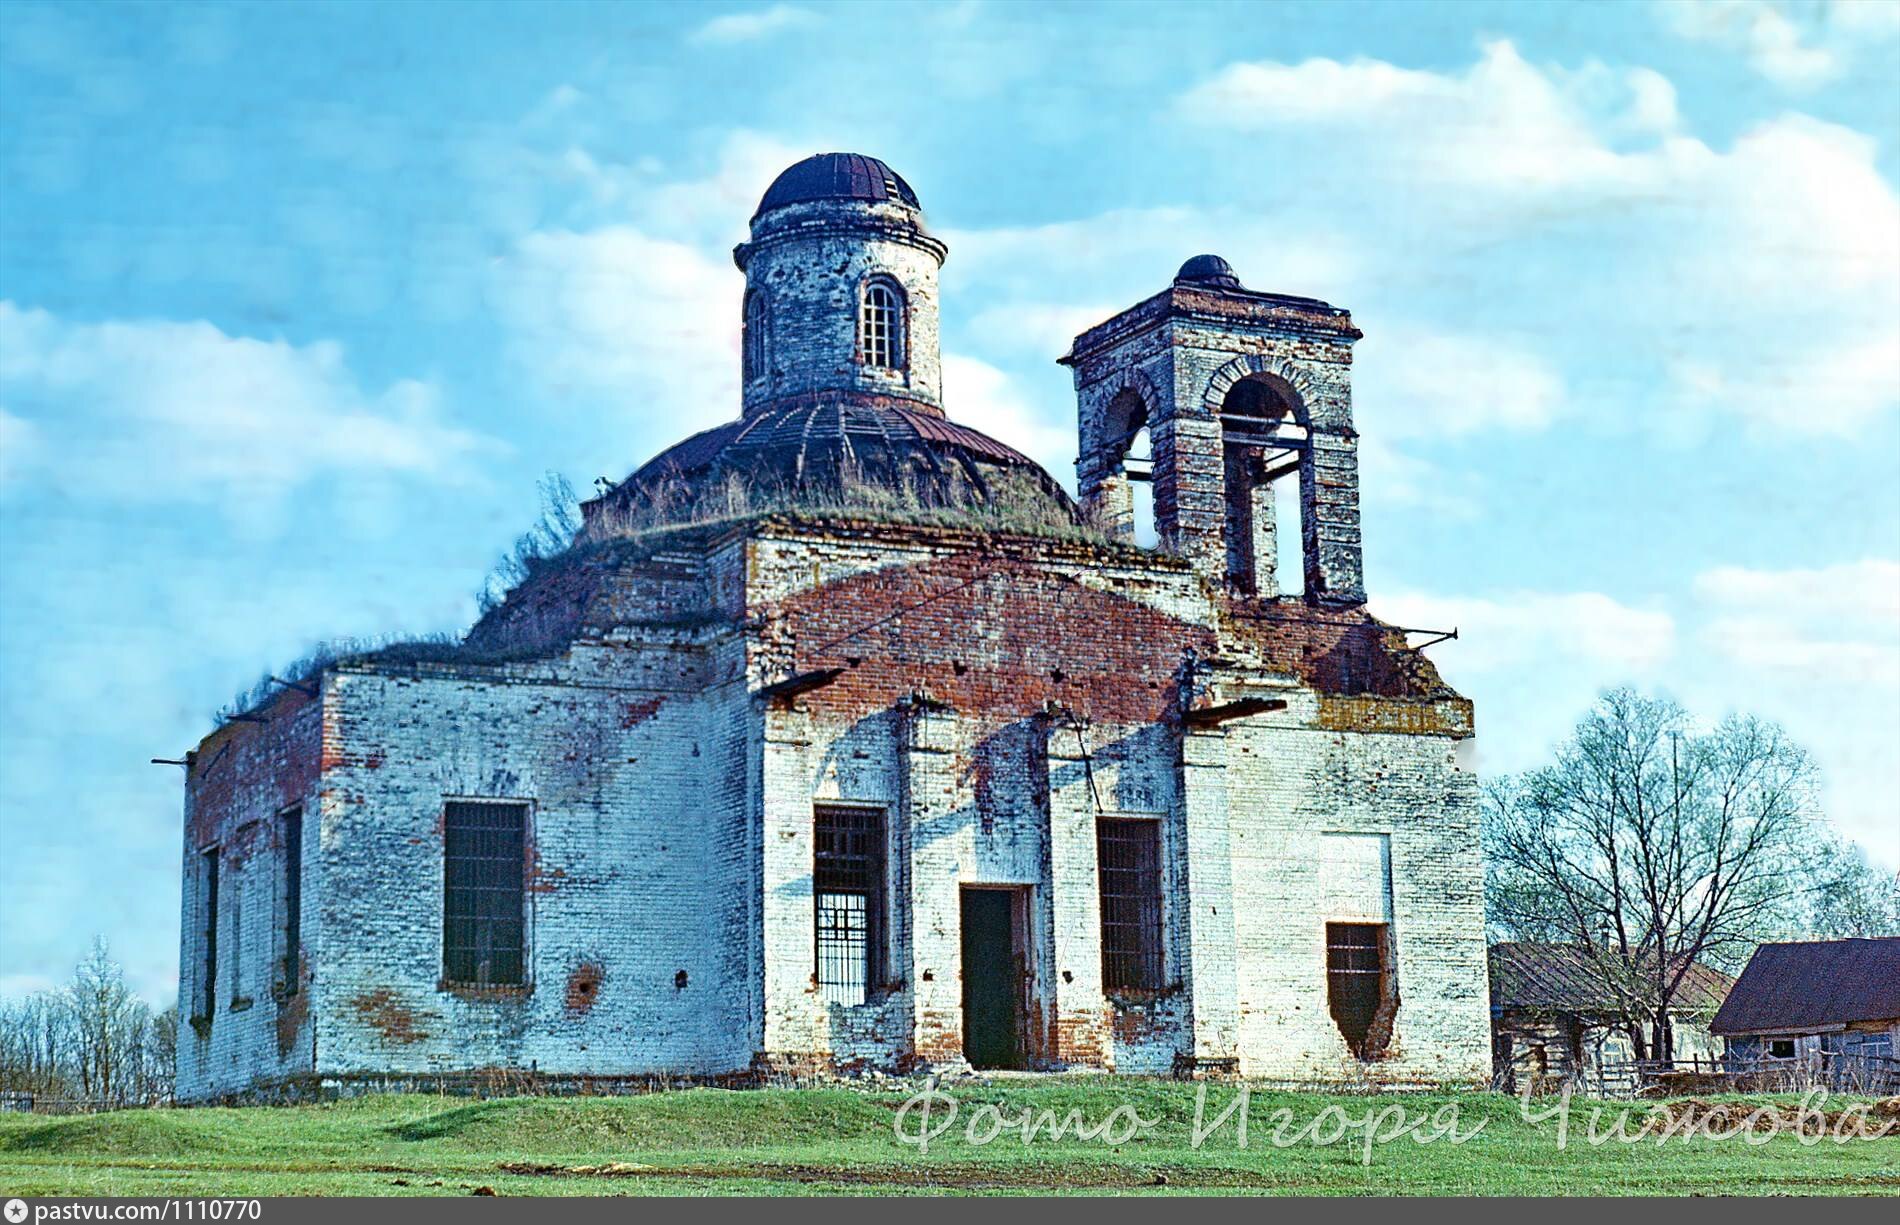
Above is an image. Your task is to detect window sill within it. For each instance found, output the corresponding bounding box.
[228,996,254,1014]
[1106,984,1183,1006]
[439,980,532,1002]
[819,983,903,1009]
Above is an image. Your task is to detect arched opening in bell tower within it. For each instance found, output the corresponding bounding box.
[1092,387,1159,546]
[1219,374,1308,596]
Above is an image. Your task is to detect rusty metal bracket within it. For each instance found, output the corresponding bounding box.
[756,667,844,704]
[1397,626,1459,652]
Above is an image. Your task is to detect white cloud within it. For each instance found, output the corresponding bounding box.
[1377,588,1677,779]
[944,207,1357,307]
[1383,574,1900,866]
[469,126,815,252]
[0,973,59,999]
[941,353,1076,483]
[1173,42,1900,438]
[488,227,741,468]
[963,301,1119,364]
[1381,588,1678,677]
[1355,328,1566,438]
[638,131,817,245]
[0,303,496,505]
[1671,330,1900,437]
[1355,435,1481,518]
[688,4,818,45]
[1658,0,1900,90]
[1687,559,1900,865]
[1695,559,1900,688]
[1663,0,1836,88]
[1177,41,1681,193]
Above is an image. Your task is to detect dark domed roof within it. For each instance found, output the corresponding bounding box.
[595,399,1074,529]
[1176,254,1242,289]
[753,153,921,220]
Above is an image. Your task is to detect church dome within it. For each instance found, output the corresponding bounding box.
[588,398,1074,533]
[753,153,922,219]
[1176,253,1242,289]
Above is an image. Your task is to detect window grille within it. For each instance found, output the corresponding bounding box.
[815,805,884,1005]
[1097,817,1164,990]
[1326,922,1388,1056]
[859,281,903,370]
[443,801,527,987]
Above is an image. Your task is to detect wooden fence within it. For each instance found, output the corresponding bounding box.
[0,1092,170,1115]
[1582,1052,1899,1099]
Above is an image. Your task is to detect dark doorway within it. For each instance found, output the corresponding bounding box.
[961,888,1024,1069]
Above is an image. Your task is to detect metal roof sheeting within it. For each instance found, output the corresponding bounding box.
[754,153,921,219]
[1489,942,1734,1015]
[1710,937,1900,1035]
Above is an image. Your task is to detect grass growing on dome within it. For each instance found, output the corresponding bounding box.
[207,469,1144,731]
[587,467,1114,547]
[209,633,563,729]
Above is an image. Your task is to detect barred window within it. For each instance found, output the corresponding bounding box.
[1326,922,1390,1058]
[743,290,770,383]
[815,805,884,1005]
[859,280,904,370]
[443,801,528,987]
[1097,817,1164,991]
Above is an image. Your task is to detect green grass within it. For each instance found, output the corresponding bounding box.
[1,1080,1895,1196]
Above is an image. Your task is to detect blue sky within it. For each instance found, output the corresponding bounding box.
[1,0,1896,1003]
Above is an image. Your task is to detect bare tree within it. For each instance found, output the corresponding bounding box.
[478,472,583,612]
[0,990,76,1097]
[1805,837,1900,938]
[62,938,172,1105]
[1486,688,1819,1064]
[0,940,175,1105]
[146,1005,178,1103]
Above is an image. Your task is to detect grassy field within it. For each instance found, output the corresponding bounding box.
[2,1079,1896,1196]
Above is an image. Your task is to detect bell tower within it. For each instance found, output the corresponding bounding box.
[1060,256,1366,607]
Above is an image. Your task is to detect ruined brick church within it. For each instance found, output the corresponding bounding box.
[175,153,1488,1101]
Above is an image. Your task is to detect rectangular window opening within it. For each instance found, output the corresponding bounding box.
[197,847,219,1023]
[443,800,528,988]
[277,807,303,996]
[1327,922,1395,1060]
[228,827,253,1006]
[1097,817,1164,992]
[815,805,884,1006]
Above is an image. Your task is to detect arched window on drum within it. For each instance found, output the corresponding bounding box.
[743,290,770,384]
[858,278,905,371]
